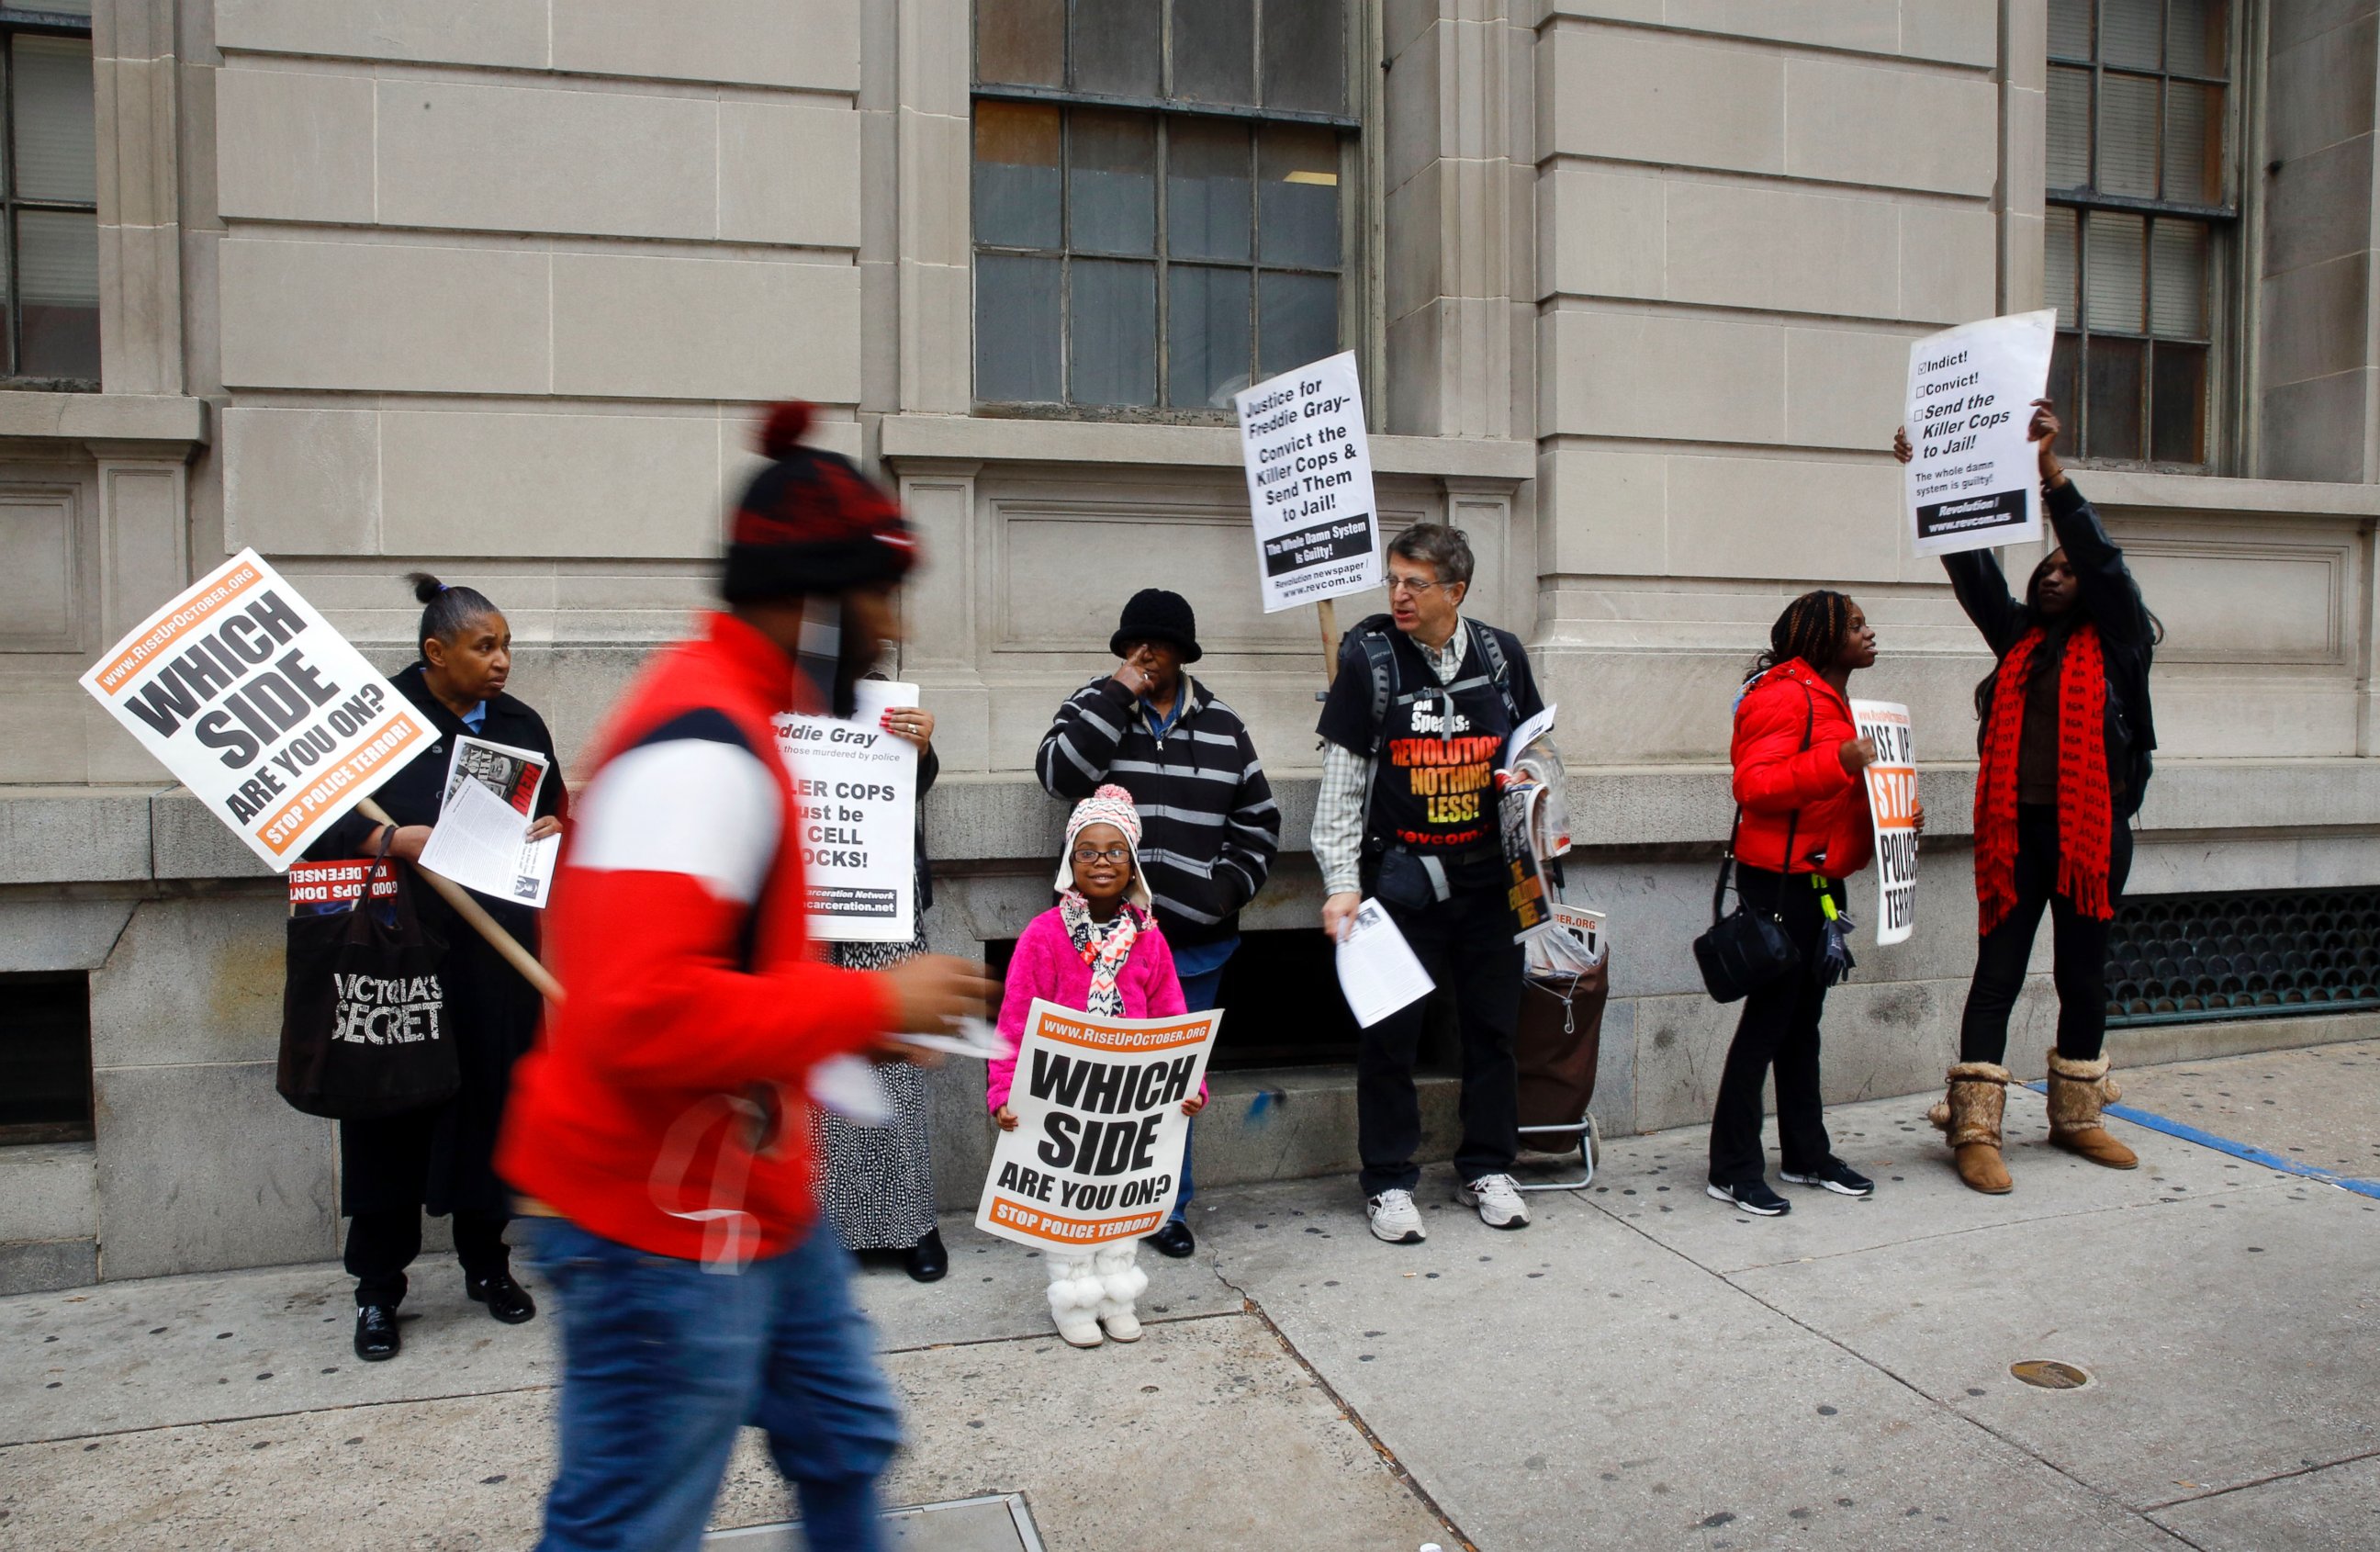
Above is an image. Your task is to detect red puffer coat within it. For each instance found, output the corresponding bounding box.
[1728,658,1875,879]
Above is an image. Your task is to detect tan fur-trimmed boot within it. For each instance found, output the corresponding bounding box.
[2045,1050,2139,1169]
[1927,1063,2013,1194]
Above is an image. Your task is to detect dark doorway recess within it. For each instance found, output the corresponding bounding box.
[1,971,93,1145]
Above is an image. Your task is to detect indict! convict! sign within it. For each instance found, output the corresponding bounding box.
[1234,349,1382,613]
[1903,309,2055,558]
[80,549,434,870]
[1851,699,1918,947]
[976,1000,1220,1251]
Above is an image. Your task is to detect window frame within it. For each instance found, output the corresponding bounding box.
[2046,0,2246,470]
[0,5,98,392]
[969,0,1365,422]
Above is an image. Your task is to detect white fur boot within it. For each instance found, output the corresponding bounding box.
[1093,1240,1148,1343]
[1044,1254,1105,1347]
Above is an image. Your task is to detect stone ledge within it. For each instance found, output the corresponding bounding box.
[2077,468,2380,519]
[0,392,208,446]
[12,757,2380,882]
[879,412,1535,482]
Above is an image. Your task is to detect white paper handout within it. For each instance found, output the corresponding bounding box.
[1335,898,1437,1028]
[418,773,556,907]
[1234,350,1383,613]
[1903,310,2056,557]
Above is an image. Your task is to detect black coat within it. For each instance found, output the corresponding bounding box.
[304,664,566,1219]
[1943,478,2158,820]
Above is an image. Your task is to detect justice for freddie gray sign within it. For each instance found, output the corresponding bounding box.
[772,678,920,943]
[1903,309,2055,558]
[79,549,434,870]
[1234,349,1382,613]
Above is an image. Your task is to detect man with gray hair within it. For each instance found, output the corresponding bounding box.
[1312,524,1546,1245]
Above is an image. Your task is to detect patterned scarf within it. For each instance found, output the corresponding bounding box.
[1974,621,2113,933]
[1059,890,1142,1017]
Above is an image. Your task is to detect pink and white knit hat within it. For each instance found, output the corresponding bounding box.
[1055,783,1153,911]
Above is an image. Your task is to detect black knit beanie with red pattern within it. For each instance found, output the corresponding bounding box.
[721,402,918,603]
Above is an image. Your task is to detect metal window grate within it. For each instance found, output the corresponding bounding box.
[2106,886,2380,1028]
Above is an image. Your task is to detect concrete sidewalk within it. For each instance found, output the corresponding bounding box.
[5,1040,2377,1551]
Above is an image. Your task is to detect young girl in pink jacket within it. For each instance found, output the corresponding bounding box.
[989,785,1205,1346]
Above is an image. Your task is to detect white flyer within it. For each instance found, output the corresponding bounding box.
[1850,699,1919,946]
[77,548,434,870]
[1903,309,2056,557]
[1233,349,1383,613]
[417,773,556,907]
[1334,897,1437,1028]
[773,679,921,943]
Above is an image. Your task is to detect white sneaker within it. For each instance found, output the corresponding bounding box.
[1457,1174,1530,1230]
[1366,1188,1427,1244]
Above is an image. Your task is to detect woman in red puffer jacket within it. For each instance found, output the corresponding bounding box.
[1707,590,1919,1217]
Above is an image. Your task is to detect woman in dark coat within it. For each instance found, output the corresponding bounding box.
[1896,401,2160,1195]
[303,574,565,1360]
[806,687,948,1281]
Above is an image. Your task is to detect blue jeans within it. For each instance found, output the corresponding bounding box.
[524,1217,902,1552]
[1173,962,1228,1221]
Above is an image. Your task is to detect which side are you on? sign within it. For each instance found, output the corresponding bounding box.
[976,999,1221,1252]
[79,548,433,870]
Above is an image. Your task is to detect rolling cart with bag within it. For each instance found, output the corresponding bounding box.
[1499,722,1610,1188]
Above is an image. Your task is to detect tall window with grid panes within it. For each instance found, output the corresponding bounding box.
[2045,0,2235,466]
[970,0,1355,413]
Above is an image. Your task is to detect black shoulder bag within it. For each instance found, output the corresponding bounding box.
[1691,687,1813,1005]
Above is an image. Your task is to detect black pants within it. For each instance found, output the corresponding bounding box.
[1959,804,2134,1065]
[346,1209,511,1308]
[1707,866,1842,1187]
[1357,884,1522,1196]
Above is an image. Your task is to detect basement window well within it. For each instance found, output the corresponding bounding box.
[2107,888,2380,1028]
[0,971,93,1143]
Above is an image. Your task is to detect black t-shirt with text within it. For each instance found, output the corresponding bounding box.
[1316,618,1544,861]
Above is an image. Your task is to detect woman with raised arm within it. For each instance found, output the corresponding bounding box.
[1895,401,2161,1194]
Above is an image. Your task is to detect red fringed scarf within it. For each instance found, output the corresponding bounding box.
[1974,622,2112,933]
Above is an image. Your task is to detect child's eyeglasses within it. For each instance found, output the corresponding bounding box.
[1071,845,1130,864]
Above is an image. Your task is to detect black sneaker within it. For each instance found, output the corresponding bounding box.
[1780,1162,1875,1198]
[1705,1179,1791,1217]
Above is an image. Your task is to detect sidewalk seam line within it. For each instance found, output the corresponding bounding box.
[1207,1259,1479,1552]
[2136,1443,2380,1513]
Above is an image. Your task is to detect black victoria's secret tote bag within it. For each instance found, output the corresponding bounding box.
[277,830,457,1119]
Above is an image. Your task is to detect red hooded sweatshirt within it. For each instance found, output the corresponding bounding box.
[498,612,895,1266]
[1729,658,1875,880]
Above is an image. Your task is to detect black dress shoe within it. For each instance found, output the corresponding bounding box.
[466,1272,537,1324]
[1147,1219,1196,1259]
[354,1303,400,1362]
[903,1228,949,1284]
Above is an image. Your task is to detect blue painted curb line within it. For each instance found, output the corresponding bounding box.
[2024,1081,2380,1200]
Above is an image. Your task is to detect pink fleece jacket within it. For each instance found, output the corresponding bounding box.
[985,906,1203,1111]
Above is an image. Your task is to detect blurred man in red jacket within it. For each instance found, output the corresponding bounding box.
[500,402,994,1552]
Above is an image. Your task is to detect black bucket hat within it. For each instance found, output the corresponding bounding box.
[1109,588,1202,664]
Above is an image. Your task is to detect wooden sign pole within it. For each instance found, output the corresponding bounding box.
[356,796,565,1002]
[1317,598,1340,684]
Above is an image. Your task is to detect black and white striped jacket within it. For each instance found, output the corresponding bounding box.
[1035,674,1281,948]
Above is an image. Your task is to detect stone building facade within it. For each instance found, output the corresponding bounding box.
[6,0,2379,1291]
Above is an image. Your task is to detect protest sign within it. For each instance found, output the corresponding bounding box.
[1850,699,1918,947]
[772,678,919,942]
[286,858,401,910]
[1903,310,2055,557]
[975,999,1219,1251]
[79,549,433,870]
[1234,349,1381,613]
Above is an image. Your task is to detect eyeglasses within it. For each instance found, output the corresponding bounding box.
[1071,845,1130,864]
[1386,574,1444,596]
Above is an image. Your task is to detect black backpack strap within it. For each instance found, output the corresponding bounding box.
[1466,618,1523,727]
[1361,627,1397,757]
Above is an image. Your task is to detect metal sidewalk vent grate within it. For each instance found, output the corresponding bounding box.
[2106,885,2380,1029]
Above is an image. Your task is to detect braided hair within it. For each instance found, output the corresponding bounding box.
[406,572,500,656]
[1746,589,1854,684]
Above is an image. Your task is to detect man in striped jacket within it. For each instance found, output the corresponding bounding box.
[1036,588,1280,1257]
